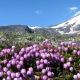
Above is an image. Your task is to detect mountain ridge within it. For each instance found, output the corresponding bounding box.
[0,14,80,35]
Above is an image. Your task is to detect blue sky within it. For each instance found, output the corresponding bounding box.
[0,0,80,27]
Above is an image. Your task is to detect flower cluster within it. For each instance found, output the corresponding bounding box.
[0,39,80,80]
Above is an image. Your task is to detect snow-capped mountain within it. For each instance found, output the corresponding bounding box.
[29,13,80,35]
[50,13,80,34]
[0,13,80,35]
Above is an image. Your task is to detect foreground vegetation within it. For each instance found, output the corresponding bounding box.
[0,32,80,80]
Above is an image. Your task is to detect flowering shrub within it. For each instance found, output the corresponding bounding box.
[0,39,80,80]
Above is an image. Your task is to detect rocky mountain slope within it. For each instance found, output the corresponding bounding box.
[0,25,34,34]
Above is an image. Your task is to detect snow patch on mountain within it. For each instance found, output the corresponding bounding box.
[58,31,64,34]
[29,26,41,29]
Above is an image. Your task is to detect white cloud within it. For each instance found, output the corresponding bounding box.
[69,7,78,11]
[35,10,43,14]
[73,11,80,16]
